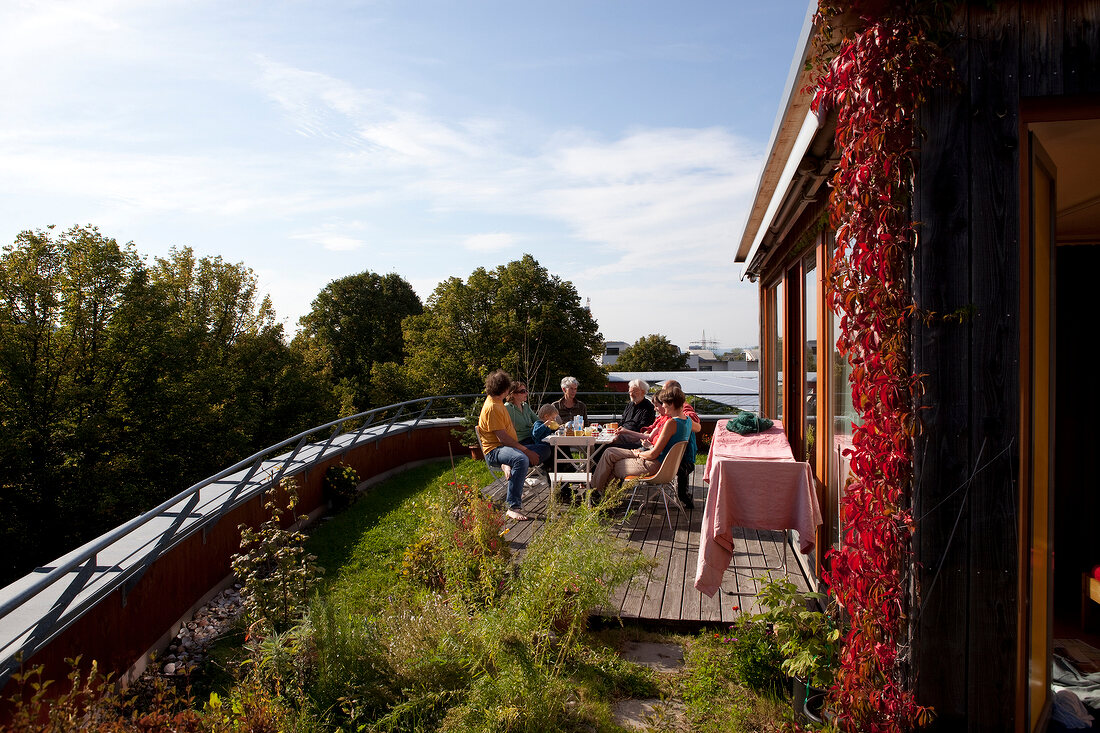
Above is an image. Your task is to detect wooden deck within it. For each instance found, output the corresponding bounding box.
[486,466,814,627]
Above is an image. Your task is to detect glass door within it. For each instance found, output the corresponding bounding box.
[1024,131,1056,732]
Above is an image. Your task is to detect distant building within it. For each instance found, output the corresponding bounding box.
[686,349,727,372]
[600,340,630,367]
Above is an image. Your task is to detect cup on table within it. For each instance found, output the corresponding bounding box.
[609,422,619,431]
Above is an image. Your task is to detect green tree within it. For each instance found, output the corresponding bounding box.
[614,334,689,371]
[0,228,332,583]
[389,255,605,401]
[0,226,146,576]
[293,271,422,414]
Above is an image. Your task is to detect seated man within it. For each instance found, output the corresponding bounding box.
[611,379,657,449]
[591,385,695,497]
[477,369,541,521]
[614,379,700,509]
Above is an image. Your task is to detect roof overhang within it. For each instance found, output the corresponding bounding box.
[734,1,827,280]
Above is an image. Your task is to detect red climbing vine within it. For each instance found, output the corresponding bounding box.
[809,2,953,730]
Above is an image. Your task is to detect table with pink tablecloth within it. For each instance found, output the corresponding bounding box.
[694,420,821,597]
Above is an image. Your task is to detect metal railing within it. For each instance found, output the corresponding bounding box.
[0,390,757,686]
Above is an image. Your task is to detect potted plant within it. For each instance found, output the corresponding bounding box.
[755,575,841,724]
[451,399,483,460]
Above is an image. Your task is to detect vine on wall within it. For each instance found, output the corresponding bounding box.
[809,1,953,730]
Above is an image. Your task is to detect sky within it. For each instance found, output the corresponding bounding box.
[0,0,811,351]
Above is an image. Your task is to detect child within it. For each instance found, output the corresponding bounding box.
[531,403,560,446]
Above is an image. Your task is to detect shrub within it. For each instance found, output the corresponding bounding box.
[1,658,209,732]
[755,575,840,690]
[401,534,446,589]
[450,400,482,448]
[322,463,361,511]
[232,477,322,633]
[719,618,785,694]
[434,481,512,607]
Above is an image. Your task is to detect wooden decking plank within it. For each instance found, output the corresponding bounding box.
[681,556,704,621]
[679,467,710,623]
[619,500,666,618]
[640,497,680,620]
[485,464,812,627]
[659,507,690,621]
[610,498,652,617]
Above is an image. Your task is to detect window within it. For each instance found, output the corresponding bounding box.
[606,347,619,356]
[827,241,859,550]
[766,281,784,420]
[803,254,817,463]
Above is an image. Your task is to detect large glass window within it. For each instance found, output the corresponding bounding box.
[803,255,817,462]
[770,281,784,421]
[828,303,859,550]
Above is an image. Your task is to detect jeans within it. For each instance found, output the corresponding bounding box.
[521,437,552,464]
[487,445,529,509]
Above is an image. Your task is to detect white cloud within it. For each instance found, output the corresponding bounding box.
[1,32,766,348]
[463,232,516,252]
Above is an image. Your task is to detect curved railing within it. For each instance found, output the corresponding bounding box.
[0,390,757,689]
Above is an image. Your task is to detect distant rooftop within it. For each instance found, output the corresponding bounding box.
[607,370,760,412]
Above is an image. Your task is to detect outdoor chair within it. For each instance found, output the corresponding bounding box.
[623,440,688,530]
[475,424,548,495]
[482,454,548,488]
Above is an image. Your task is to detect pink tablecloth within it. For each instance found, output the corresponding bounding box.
[694,421,821,597]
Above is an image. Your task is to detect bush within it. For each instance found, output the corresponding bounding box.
[322,463,361,511]
[754,575,840,690]
[682,633,789,733]
[231,477,322,633]
[720,618,785,694]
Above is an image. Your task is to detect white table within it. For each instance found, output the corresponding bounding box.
[544,432,615,488]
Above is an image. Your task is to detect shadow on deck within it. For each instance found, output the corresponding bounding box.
[484,466,815,629]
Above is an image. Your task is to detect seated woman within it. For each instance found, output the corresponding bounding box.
[552,376,587,427]
[590,385,695,495]
[505,380,551,464]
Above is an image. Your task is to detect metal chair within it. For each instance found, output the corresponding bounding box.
[483,453,547,486]
[476,423,548,492]
[623,440,688,530]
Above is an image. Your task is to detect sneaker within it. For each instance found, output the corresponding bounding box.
[506,509,530,521]
[524,477,540,487]
[678,493,695,511]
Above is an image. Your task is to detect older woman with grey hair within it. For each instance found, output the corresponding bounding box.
[552,376,587,427]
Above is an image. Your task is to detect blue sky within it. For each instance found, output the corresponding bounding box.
[1,0,811,350]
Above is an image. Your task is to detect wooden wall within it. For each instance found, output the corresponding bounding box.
[912,2,1100,729]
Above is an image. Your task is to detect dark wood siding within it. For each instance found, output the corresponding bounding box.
[912,1,1100,729]
[912,4,974,727]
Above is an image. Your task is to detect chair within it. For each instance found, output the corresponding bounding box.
[478,422,548,491]
[623,440,688,530]
[483,454,547,487]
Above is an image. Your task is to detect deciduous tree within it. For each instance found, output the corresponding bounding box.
[293,271,422,414]
[390,255,605,401]
[613,334,689,371]
[0,227,331,584]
